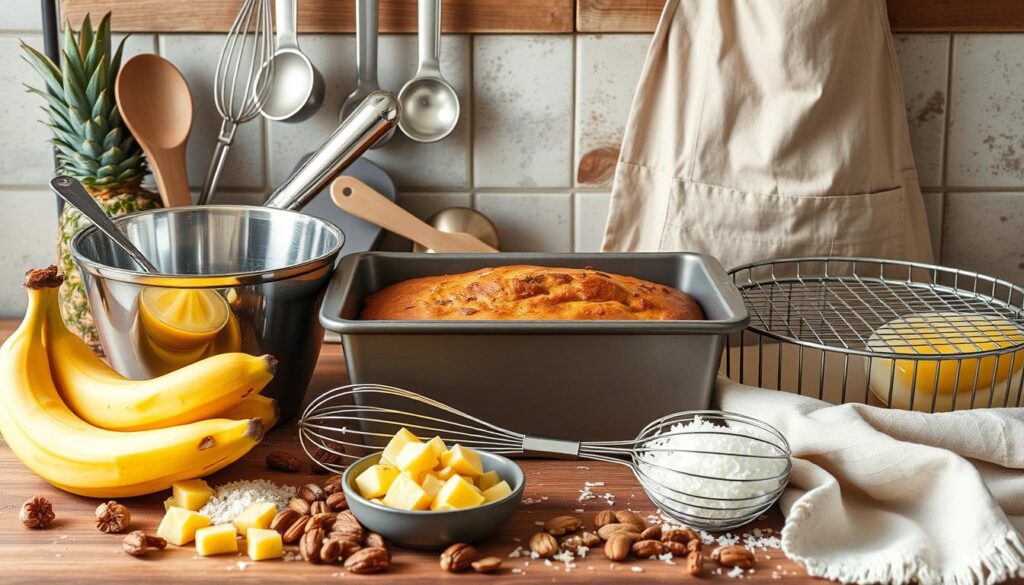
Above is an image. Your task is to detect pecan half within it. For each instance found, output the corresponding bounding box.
[597,523,640,541]
[712,545,756,569]
[662,527,698,544]
[306,512,336,533]
[640,525,662,541]
[544,515,582,536]
[298,483,326,503]
[440,542,477,572]
[631,539,665,558]
[472,556,502,573]
[300,527,325,563]
[529,532,558,558]
[326,492,348,512]
[282,515,310,543]
[288,497,311,516]
[265,450,301,472]
[345,547,390,574]
[687,551,704,576]
[604,532,635,562]
[594,509,616,529]
[270,509,301,533]
[310,500,328,516]
[614,510,647,533]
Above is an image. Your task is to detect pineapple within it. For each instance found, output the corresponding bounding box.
[22,13,161,351]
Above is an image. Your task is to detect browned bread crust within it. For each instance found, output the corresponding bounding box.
[360,265,704,321]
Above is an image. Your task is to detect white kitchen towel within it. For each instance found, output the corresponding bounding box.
[716,376,1024,585]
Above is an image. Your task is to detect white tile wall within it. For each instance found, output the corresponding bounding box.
[2,13,1024,316]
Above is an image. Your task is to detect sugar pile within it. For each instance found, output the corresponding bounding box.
[198,479,296,524]
[636,416,788,522]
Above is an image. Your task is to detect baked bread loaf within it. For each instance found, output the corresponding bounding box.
[360,265,704,321]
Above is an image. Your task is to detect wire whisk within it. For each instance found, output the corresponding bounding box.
[300,384,792,531]
[198,0,275,205]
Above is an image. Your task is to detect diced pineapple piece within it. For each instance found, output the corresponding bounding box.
[381,427,421,465]
[195,524,238,556]
[420,473,446,500]
[171,479,214,511]
[355,464,400,499]
[157,506,211,546]
[434,466,457,481]
[433,503,456,511]
[431,475,485,510]
[439,444,484,477]
[246,528,283,561]
[232,502,277,534]
[395,441,439,473]
[482,480,513,502]
[382,472,433,510]
[426,436,447,458]
[163,496,176,511]
[369,498,384,505]
[476,470,501,491]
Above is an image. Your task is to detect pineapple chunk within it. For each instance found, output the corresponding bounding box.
[246,528,283,561]
[232,502,277,534]
[355,464,400,499]
[476,470,501,491]
[426,436,447,457]
[194,524,238,556]
[482,480,513,502]
[157,506,211,546]
[381,427,421,465]
[434,466,457,480]
[431,475,485,510]
[172,479,214,511]
[395,441,439,473]
[163,496,176,511]
[439,444,484,477]
[382,472,433,510]
[420,473,446,500]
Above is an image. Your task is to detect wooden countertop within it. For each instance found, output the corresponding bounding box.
[0,320,818,583]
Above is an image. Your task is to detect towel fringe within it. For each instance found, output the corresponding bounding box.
[783,500,1024,585]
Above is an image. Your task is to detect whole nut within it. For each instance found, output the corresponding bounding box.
[614,510,647,533]
[529,532,558,558]
[597,523,640,541]
[440,542,477,572]
[323,475,342,495]
[265,450,301,472]
[712,545,756,569]
[282,514,311,543]
[269,508,301,533]
[330,511,365,542]
[687,550,704,576]
[122,531,167,557]
[594,509,616,529]
[364,532,387,553]
[306,512,336,533]
[320,539,343,564]
[662,527,698,544]
[663,541,688,555]
[19,496,55,529]
[631,539,665,558]
[299,483,326,503]
[301,527,325,563]
[472,556,503,573]
[95,500,131,534]
[326,492,348,512]
[604,532,635,561]
[312,443,344,474]
[345,547,390,574]
[544,515,582,536]
[640,525,662,541]
[288,497,311,516]
[310,500,328,516]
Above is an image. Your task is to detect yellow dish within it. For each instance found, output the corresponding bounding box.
[139,287,230,348]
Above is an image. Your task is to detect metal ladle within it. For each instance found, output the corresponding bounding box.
[340,0,394,148]
[48,177,158,273]
[258,0,325,122]
[397,0,460,142]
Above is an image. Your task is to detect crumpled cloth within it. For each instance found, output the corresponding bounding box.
[716,376,1024,585]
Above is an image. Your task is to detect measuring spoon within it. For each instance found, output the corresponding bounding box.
[259,0,325,122]
[397,0,460,142]
[340,0,394,148]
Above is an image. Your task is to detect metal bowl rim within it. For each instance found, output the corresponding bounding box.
[70,205,344,287]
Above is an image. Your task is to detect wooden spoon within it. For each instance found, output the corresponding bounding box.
[330,176,498,253]
[115,54,194,207]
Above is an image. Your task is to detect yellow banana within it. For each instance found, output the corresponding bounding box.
[223,394,280,430]
[43,285,276,431]
[0,268,263,497]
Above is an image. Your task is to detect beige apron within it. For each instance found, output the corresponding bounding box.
[602,0,933,269]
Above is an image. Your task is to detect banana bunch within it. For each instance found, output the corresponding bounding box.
[0,267,278,497]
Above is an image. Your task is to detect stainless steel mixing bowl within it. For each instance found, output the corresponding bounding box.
[70,206,344,422]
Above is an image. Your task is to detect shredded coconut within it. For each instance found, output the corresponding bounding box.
[198,479,296,524]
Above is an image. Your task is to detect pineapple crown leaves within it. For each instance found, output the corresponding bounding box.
[20,12,149,189]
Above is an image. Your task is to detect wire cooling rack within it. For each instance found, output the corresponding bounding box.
[723,257,1024,412]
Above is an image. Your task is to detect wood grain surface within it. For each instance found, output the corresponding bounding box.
[60,0,574,33]
[577,0,1024,33]
[0,321,816,583]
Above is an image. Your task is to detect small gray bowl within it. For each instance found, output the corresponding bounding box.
[342,451,525,549]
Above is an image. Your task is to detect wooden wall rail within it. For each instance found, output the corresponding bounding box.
[62,0,1024,33]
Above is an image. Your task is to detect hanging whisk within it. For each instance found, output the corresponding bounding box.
[197,0,275,205]
[299,384,792,531]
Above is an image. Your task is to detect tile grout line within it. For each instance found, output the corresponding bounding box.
[569,33,579,250]
[937,32,956,263]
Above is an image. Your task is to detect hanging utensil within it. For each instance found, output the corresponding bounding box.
[340,0,394,148]
[198,0,276,205]
[259,0,324,122]
[329,176,497,252]
[397,0,460,142]
[115,54,194,208]
[49,177,158,273]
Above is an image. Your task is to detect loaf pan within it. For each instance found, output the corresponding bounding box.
[319,253,749,441]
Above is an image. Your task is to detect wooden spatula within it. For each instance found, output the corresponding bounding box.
[330,176,498,253]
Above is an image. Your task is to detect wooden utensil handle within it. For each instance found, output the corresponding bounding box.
[152,149,193,207]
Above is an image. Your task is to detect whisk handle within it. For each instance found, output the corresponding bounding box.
[198,121,237,205]
[522,436,581,459]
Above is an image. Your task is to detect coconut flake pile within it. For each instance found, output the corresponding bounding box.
[198,479,296,524]
[636,416,787,522]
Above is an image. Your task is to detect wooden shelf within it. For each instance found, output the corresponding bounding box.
[578,0,1024,33]
[60,0,575,33]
